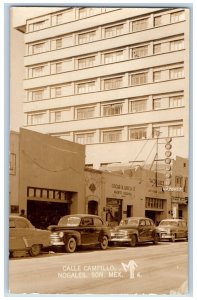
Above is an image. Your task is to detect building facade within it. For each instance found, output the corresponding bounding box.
[14,7,189,169]
[9,128,85,228]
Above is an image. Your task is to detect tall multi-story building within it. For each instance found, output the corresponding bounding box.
[15,6,189,169]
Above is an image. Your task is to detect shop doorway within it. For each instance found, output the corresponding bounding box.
[106,198,122,226]
[88,200,98,215]
[27,200,70,229]
[127,205,133,217]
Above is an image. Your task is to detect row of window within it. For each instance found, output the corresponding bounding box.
[26,63,184,101]
[27,9,185,56]
[26,91,184,126]
[27,35,185,79]
[27,7,118,32]
[49,123,183,145]
[27,93,184,125]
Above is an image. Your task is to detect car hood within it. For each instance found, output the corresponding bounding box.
[157,225,177,231]
[111,224,138,232]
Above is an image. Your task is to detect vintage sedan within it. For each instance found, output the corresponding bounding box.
[48,214,110,253]
[9,215,51,257]
[110,217,160,247]
[157,219,188,242]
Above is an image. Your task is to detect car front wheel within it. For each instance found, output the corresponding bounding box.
[65,237,77,253]
[29,244,41,256]
[129,234,137,247]
[100,236,108,250]
[153,233,159,245]
[170,233,176,242]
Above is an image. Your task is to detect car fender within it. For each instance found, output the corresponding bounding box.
[127,229,139,241]
[98,229,110,242]
[62,230,81,245]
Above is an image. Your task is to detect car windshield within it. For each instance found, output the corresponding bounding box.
[159,220,178,226]
[119,219,139,226]
[58,216,81,227]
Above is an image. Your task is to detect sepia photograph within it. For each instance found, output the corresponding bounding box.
[5,1,193,297]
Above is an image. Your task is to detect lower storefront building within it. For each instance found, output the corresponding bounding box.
[9,128,85,228]
[9,129,188,228]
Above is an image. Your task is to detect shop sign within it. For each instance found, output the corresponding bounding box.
[171,197,187,204]
[111,184,135,197]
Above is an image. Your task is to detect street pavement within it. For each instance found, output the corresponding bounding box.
[8,241,188,295]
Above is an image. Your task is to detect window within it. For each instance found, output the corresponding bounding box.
[129,127,147,140]
[170,40,184,51]
[78,56,95,69]
[153,71,161,82]
[32,90,44,101]
[55,111,61,122]
[104,77,123,90]
[56,13,63,24]
[55,87,62,97]
[32,66,44,77]
[130,99,147,112]
[32,43,45,54]
[78,31,96,44]
[103,130,122,142]
[169,125,183,137]
[33,20,45,31]
[153,127,161,138]
[104,24,124,38]
[79,7,97,19]
[103,103,123,116]
[170,67,184,79]
[169,95,183,107]
[75,132,95,144]
[171,11,185,23]
[56,62,62,73]
[132,18,149,32]
[130,72,148,86]
[77,81,96,94]
[132,45,148,58]
[153,43,161,54]
[104,50,124,64]
[94,218,103,226]
[16,219,29,228]
[76,107,95,119]
[28,113,45,125]
[153,98,162,110]
[175,176,183,187]
[56,38,62,49]
[154,16,162,27]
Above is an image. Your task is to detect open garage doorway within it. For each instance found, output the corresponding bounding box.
[27,200,70,229]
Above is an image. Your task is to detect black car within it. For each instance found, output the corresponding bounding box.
[110,217,160,247]
[48,214,110,253]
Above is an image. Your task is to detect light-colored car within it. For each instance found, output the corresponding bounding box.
[157,219,188,242]
[9,215,51,257]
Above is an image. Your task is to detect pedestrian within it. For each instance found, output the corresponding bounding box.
[19,209,27,218]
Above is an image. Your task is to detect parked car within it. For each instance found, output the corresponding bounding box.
[9,215,51,257]
[157,219,188,242]
[48,214,110,253]
[110,217,160,247]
